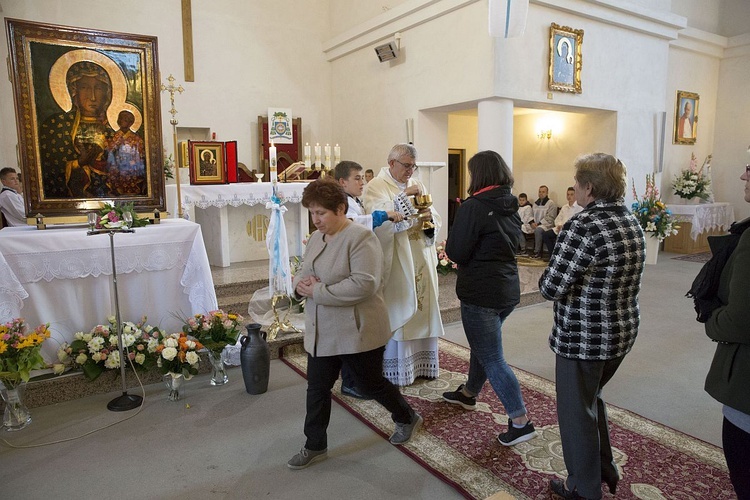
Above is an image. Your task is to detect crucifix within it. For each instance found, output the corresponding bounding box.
[161,74,185,218]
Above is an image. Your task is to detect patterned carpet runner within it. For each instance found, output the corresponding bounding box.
[281,339,733,500]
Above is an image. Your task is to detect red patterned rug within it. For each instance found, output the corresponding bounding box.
[281,340,732,499]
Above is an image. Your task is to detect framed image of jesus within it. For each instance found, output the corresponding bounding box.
[5,19,165,222]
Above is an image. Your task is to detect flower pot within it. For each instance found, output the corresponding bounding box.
[645,234,660,265]
[207,350,229,386]
[1,382,31,431]
[163,373,183,401]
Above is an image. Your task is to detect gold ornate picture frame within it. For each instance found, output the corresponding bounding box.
[5,19,165,221]
[548,23,583,94]
[673,90,699,145]
[189,141,227,185]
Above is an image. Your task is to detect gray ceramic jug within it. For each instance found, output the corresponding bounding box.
[240,323,270,394]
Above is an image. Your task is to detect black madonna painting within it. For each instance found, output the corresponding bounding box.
[6,19,164,219]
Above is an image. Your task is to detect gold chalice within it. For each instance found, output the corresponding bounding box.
[411,193,435,230]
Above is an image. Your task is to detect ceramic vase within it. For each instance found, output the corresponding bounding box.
[207,350,229,386]
[240,323,270,395]
[163,373,183,401]
[1,382,32,431]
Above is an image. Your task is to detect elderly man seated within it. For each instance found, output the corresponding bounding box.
[529,185,557,259]
[541,187,582,256]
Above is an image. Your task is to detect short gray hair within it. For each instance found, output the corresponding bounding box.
[387,143,417,162]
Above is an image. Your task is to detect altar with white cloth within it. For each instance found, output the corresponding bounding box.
[664,202,735,254]
[165,183,309,267]
[0,219,217,362]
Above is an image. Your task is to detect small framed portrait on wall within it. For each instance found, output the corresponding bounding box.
[674,90,699,144]
[548,23,583,94]
[189,141,227,185]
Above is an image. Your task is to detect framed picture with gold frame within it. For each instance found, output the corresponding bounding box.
[673,90,699,145]
[189,141,227,185]
[5,19,165,222]
[548,23,583,94]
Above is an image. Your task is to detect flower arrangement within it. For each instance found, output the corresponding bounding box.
[672,153,711,201]
[155,331,204,378]
[0,319,51,389]
[182,309,244,356]
[632,174,679,242]
[436,240,457,275]
[96,202,150,229]
[57,317,160,381]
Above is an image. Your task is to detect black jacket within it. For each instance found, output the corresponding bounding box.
[445,186,522,310]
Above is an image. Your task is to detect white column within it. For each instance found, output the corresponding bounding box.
[478,98,514,169]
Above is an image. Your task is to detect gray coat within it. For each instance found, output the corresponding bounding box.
[293,222,393,357]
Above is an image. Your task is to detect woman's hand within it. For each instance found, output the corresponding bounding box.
[295,275,320,298]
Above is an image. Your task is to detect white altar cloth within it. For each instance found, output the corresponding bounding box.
[669,202,735,240]
[0,219,217,362]
[165,183,309,267]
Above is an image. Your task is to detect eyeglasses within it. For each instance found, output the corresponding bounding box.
[746,164,750,176]
[394,159,418,171]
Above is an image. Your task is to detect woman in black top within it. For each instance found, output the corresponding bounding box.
[442,150,537,447]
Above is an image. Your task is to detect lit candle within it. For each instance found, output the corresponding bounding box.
[304,142,311,169]
[314,143,321,169]
[269,141,277,182]
[333,144,341,165]
[324,143,331,168]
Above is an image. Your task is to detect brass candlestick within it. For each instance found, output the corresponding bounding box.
[267,293,301,341]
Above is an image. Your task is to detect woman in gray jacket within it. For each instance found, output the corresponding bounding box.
[287,178,422,470]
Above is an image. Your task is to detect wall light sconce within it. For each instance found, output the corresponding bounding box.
[537,129,553,140]
[375,32,402,62]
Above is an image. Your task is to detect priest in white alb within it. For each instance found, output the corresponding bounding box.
[363,143,443,386]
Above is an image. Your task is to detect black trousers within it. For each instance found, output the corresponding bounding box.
[304,346,413,451]
[723,416,750,499]
[555,355,625,500]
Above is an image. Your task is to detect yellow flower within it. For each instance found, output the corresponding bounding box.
[0,340,7,354]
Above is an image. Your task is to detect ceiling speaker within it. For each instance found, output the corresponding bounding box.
[375,42,399,63]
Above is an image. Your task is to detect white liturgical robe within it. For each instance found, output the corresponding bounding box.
[363,167,444,385]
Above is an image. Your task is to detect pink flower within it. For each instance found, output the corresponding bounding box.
[107,210,119,222]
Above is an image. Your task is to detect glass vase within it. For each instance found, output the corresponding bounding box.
[163,373,183,402]
[208,350,228,386]
[1,382,32,431]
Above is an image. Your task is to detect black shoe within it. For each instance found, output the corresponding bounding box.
[531,252,542,259]
[441,384,477,410]
[497,418,537,446]
[549,478,591,499]
[341,385,371,400]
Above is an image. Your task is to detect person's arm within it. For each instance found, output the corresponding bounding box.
[705,230,750,344]
[0,192,26,223]
[445,201,478,265]
[541,201,558,228]
[539,217,595,300]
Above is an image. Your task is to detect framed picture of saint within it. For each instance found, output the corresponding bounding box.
[548,23,583,94]
[673,90,699,145]
[5,19,165,221]
[188,141,228,185]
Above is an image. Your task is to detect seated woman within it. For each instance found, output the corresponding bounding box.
[287,178,422,470]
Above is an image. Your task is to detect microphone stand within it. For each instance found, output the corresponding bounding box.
[87,225,142,411]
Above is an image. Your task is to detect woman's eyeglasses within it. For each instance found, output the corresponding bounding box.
[746,164,750,176]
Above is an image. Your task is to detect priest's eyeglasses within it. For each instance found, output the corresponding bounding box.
[745,164,750,176]
[394,159,418,171]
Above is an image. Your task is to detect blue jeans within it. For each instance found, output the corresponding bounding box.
[461,302,527,419]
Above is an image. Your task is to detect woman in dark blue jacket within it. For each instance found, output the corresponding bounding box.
[442,150,537,446]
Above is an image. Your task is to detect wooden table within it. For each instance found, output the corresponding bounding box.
[663,202,735,254]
